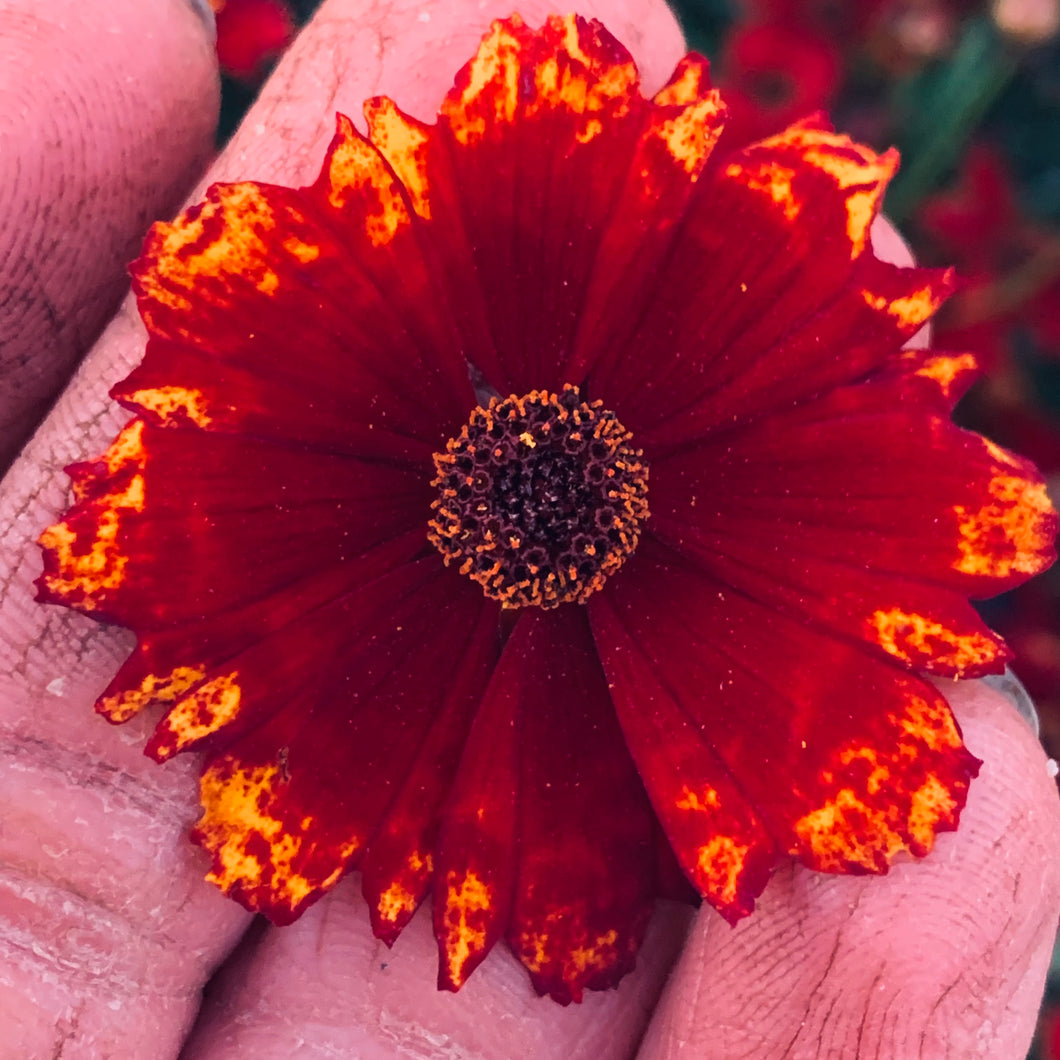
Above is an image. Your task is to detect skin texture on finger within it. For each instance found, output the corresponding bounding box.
[181,889,692,1059]
[639,680,1060,1060]
[0,0,685,1056]
[0,0,219,470]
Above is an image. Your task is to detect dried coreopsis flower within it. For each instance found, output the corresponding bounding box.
[37,13,1056,1004]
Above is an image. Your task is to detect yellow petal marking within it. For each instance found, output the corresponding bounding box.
[375,850,432,927]
[675,783,721,812]
[907,351,978,399]
[137,184,282,323]
[444,20,523,144]
[154,672,242,759]
[442,869,493,987]
[793,692,966,870]
[866,607,1001,674]
[861,283,948,329]
[953,470,1055,578]
[126,386,213,428]
[197,761,360,913]
[694,835,750,908]
[365,97,431,219]
[518,919,622,981]
[652,56,710,107]
[325,114,411,246]
[649,91,725,177]
[98,664,208,723]
[756,126,897,256]
[725,160,801,222]
[39,421,146,608]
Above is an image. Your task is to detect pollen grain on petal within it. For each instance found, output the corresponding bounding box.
[866,607,1003,674]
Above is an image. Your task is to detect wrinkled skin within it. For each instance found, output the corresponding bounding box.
[0,0,1058,1057]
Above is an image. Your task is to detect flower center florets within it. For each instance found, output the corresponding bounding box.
[428,385,649,609]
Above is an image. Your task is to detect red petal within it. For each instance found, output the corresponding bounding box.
[590,580,779,921]
[592,543,981,906]
[188,560,495,923]
[431,620,524,990]
[127,122,475,460]
[359,599,500,946]
[566,54,729,383]
[37,420,431,629]
[503,607,657,1003]
[649,361,1057,674]
[588,120,949,449]
[432,606,661,1000]
[427,14,648,395]
[393,16,724,397]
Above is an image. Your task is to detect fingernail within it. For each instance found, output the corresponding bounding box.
[188,0,218,44]
[981,667,1041,738]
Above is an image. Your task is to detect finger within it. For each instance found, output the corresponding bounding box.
[182,887,691,1059]
[638,679,1060,1059]
[0,0,219,469]
[0,0,686,1056]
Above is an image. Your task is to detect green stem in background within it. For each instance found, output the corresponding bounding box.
[886,17,1019,225]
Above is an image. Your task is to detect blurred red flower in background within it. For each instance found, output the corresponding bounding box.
[211,0,295,81]
[719,21,842,148]
[919,145,1060,367]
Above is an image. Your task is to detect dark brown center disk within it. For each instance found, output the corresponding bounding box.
[428,385,649,609]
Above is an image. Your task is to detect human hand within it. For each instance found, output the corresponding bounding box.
[2,1,1058,1057]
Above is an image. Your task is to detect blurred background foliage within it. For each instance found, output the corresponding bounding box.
[211,1,1060,1054]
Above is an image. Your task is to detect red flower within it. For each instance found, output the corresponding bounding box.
[37,15,1056,1003]
[718,21,842,149]
[212,0,295,82]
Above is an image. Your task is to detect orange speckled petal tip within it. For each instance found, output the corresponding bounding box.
[187,560,498,923]
[649,349,1057,679]
[35,13,1058,1004]
[590,543,982,912]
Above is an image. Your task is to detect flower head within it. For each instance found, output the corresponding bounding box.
[37,14,1056,1004]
